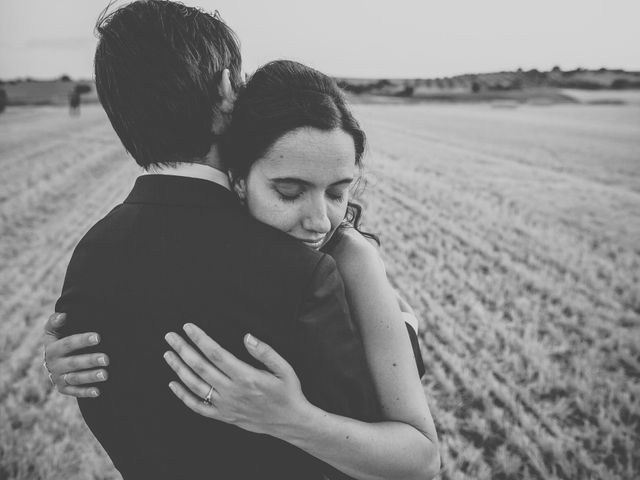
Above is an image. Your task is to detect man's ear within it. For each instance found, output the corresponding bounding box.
[211,69,235,136]
[218,68,235,114]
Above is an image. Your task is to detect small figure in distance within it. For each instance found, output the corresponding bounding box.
[0,88,7,114]
[68,88,81,116]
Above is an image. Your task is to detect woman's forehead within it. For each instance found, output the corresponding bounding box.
[257,127,357,179]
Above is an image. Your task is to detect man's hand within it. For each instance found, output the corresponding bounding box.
[43,312,109,397]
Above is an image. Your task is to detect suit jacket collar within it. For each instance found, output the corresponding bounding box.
[124,174,242,210]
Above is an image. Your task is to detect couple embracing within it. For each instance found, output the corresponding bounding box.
[43,1,440,479]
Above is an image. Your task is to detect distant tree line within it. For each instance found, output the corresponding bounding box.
[337,79,392,94]
[0,75,92,113]
[335,67,640,97]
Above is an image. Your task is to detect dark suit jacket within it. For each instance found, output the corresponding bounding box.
[56,174,382,480]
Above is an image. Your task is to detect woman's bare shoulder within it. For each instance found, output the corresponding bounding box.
[330,228,384,274]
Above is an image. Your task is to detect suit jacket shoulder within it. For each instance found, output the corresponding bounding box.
[56,175,379,479]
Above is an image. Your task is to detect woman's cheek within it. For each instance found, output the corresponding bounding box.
[330,202,348,227]
[261,199,299,233]
[246,194,281,230]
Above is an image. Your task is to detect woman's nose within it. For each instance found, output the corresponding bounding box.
[302,196,331,234]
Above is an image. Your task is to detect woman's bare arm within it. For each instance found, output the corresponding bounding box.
[323,229,439,476]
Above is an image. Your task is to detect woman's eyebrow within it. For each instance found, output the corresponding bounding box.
[270,177,354,186]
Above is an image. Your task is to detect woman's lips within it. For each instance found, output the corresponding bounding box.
[298,237,326,249]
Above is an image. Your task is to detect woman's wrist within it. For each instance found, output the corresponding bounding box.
[275,398,325,447]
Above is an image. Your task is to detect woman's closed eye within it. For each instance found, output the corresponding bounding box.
[275,185,304,202]
[326,187,348,202]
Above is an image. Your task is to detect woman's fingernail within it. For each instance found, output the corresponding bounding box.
[91,389,100,397]
[245,334,258,348]
[98,356,108,366]
[97,371,105,381]
[165,333,175,343]
[183,323,193,333]
[168,382,176,391]
[163,351,171,361]
[89,334,99,345]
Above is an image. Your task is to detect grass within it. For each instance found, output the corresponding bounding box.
[1,103,639,479]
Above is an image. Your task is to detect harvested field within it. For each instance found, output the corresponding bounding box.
[1,102,639,479]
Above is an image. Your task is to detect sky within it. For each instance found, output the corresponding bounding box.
[1,0,639,80]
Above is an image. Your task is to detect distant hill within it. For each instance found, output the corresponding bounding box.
[336,68,640,104]
[2,68,639,107]
[0,77,98,106]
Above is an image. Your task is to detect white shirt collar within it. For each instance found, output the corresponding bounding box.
[143,163,231,191]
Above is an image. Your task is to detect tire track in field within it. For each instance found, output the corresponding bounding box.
[366,119,640,251]
[0,157,135,344]
[0,108,110,166]
[364,147,638,478]
[377,198,627,479]
[374,173,637,338]
[360,108,640,194]
[0,161,136,395]
[0,124,116,203]
[0,142,130,276]
[382,230,610,479]
[368,141,639,321]
[376,175,640,397]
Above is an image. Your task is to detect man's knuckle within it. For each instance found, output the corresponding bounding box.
[61,336,74,351]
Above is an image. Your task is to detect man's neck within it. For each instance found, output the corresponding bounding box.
[142,144,230,190]
[144,162,230,191]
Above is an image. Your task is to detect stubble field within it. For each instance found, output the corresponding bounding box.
[1,102,639,479]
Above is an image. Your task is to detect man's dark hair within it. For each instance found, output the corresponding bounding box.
[94,0,242,169]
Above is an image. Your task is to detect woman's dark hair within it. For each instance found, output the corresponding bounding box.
[222,60,378,243]
[94,1,242,169]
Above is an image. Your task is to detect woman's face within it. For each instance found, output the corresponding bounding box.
[235,127,357,250]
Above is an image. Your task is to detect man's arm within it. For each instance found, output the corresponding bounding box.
[43,313,109,397]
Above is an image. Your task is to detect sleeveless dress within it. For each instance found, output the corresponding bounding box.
[321,227,425,378]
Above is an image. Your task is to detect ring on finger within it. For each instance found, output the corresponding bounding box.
[203,385,214,406]
[42,347,55,387]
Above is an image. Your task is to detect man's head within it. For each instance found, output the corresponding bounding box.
[94,0,242,169]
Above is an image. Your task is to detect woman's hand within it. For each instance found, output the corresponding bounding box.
[43,313,109,397]
[164,323,311,437]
